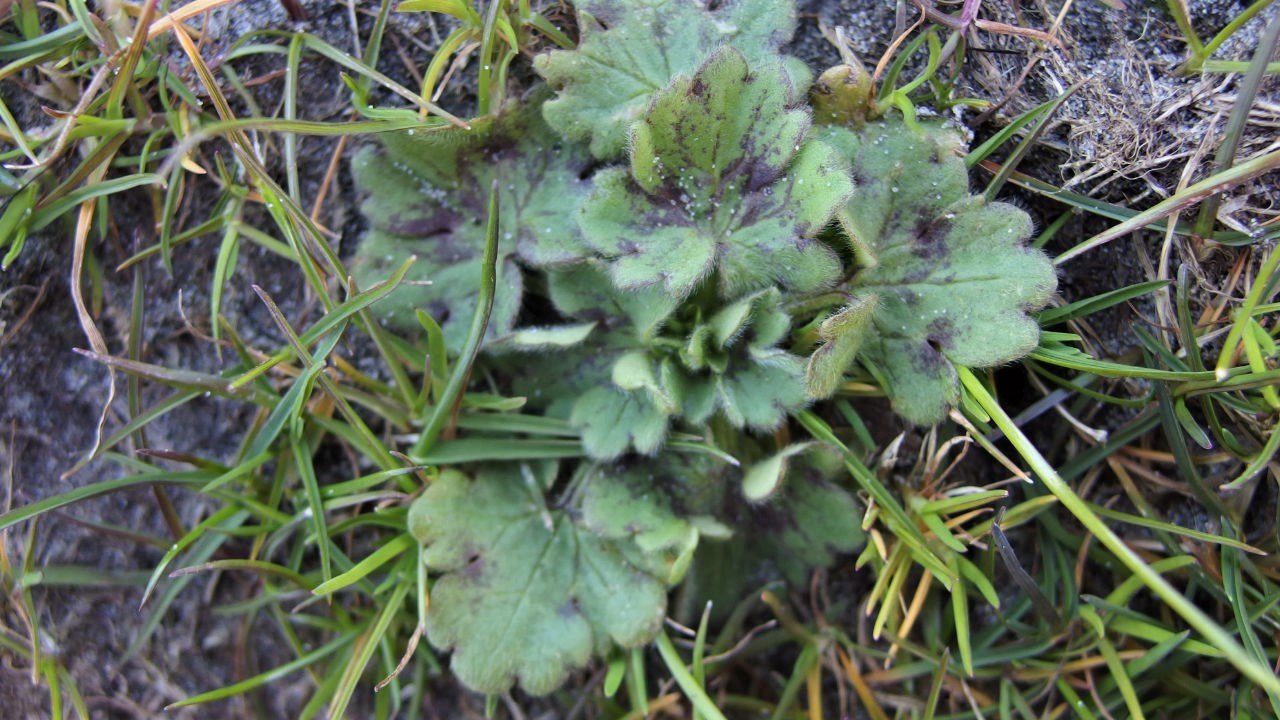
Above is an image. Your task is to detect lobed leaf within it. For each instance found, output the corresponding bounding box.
[564,286,811,459]
[749,471,865,586]
[547,263,681,342]
[535,0,811,159]
[409,465,687,695]
[815,118,1057,423]
[805,294,877,398]
[350,91,594,349]
[570,387,670,459]
[578,47,851,302]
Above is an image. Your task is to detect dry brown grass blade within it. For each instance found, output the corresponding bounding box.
[836,647,891,720]
[144,0,238,41]
[971,19,1064,48]
[63,169,116,479]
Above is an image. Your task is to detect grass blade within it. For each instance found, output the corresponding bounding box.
[958,366,1280,697]
[655,630,729,720]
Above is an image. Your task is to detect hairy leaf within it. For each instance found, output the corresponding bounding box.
[535,0,810,159]
[565,287,810,459]
[805,295,877,398]
[581,464,713,584]
[675,288,809,429]
[737,357,809,424]
[579,47,851,301]
[749,467,865,586]
[489,322,598,351]
[686,451,864,610]
[742,442,815,502]
[547,263,680,342]
[816,118,1057,423]
[351,92,593,349]
[409,466,684,695]
[570,387,670,459]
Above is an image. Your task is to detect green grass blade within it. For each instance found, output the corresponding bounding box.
[1222,524,1280,716]
[0,470,210,531]
[168,631,357,709]
[1055,146,1280,265]
[949,557,974,677]
[656,630,729,720]
[1088,610,1146,720]
[451,413,578,436]
[412,181,501,457]
[415,438,585,464]
[141,504,242,607]
[169,559,312,590]
[797,411,956,587]
[0,22,84,59]
[1037,280,1168,326]
[312,533,414,598]
[958,366,1280,697]
[231,257,413,389]
[124,514,246,664]
[328,575,412,719]
[29,173,164,232]
[291,423,332,584]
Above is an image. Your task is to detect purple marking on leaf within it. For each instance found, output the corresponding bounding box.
[386,210,460,238]
[557,599,581,619]
[912,216,951,261]
[913,342,947,373]
[461,554,485,581]
[928,316,956,350]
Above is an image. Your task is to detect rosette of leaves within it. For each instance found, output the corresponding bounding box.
[568,285,810,459]
[534,0,812,160]
[806,111,1058,423]
[349,91,593,349]
[409,461,726,696]
[493,48,855,459]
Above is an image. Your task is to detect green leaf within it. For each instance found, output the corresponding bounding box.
[819,118,1057,423]
[408,466,678,695]
[805,295,877,399]
[742,442,814,502]
[490,322,598,351]
[535,0,812,159]
[397,0,477,21]
[708,288,791,351]
[581,464,710,584]
[709,353,808,429]
[570,387,670,459]
[351,91,594,349]
[547,263,681,341]
[746,456,865,586]
[557,284,809,458]
[578,47,850,301]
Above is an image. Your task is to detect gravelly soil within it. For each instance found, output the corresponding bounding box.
[1,0,1274,717]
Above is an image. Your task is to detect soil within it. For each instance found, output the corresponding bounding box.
[1,0,1276,718]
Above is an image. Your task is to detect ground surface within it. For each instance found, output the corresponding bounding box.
[1,0,1276,717]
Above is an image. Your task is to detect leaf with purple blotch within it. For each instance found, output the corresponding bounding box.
[813,118,1057,423]
[351,90,594,350]
[578,47,852,303]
